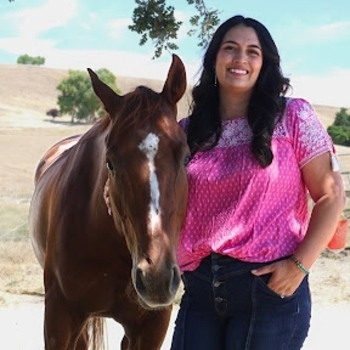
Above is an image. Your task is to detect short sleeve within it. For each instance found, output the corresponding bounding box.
[285,98,334,168]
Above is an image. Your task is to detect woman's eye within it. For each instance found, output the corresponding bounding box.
[249,50,259,56]
[106,160,114,172]
[224,45,235,51]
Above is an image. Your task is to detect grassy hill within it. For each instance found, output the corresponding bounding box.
[1,63,349,160]
[0,63,343,126]
[0,64,192,122]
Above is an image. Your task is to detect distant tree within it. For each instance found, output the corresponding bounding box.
[129,0,220,58]
[333,108,350,127]
[327,125,350,145]
[57,69,120,123]
[327,108,350,146]
[17,54,45,66]
[46,108,60,120]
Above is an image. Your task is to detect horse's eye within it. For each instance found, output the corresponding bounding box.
[184,155,190,166]
[106,160,114,172]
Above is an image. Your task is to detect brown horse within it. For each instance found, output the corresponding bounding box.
[29,54,189,350]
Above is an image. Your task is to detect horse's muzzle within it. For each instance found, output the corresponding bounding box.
[133,262,181,309]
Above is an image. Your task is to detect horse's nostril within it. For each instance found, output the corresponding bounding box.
[170,265,181,294]
[135,267,147,295]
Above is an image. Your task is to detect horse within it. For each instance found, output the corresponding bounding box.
[29,54,189,350]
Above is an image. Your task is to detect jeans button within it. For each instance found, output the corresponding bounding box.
[213,281,222,288]
[212,265,221,272]
[215,297,223,303]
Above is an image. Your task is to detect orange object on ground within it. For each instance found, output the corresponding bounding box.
[327,219,348,250]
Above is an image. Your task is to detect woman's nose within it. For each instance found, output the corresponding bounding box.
[232,50,246,63]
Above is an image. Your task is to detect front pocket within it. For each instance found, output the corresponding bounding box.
[256,273,297,300]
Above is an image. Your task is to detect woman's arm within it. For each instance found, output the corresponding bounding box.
[292,152,345,270]
[252,152,345,296]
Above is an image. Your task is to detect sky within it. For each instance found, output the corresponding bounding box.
[0,0,349,108]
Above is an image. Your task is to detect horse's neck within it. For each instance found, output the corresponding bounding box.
[75,119,110,166]
[62,121,109,198]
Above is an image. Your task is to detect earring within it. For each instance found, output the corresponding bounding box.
[214,75,217,87]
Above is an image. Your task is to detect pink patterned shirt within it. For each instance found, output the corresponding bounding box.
[177,98,334,272]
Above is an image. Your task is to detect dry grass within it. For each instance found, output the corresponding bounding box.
[0,64,192,123]
[0,241,43,303]
[0,65,68,113]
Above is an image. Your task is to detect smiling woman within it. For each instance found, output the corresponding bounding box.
[214,24,263,118]
[170,14,345,350]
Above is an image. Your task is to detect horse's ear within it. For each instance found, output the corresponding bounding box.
[87,68,122,118]
[161,54,187,110]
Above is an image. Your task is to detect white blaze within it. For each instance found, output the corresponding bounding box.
[138,133,161,230]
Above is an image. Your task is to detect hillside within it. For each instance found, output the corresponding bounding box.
[0,64,192,122]
[0,63,343,126]
[1,63,350,164]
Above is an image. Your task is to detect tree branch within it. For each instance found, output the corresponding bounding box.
[186,0,220,48]
[129,0,182,59]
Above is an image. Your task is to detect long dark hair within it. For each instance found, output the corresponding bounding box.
[187,15,291,167]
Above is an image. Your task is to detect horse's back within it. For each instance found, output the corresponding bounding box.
[29,135,81,266]
[34,134,81,183]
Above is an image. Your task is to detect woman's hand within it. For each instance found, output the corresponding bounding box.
[251,258,306,297]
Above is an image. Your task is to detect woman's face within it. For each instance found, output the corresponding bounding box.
[215,24,263,96]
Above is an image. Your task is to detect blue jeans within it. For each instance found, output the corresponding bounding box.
[171,254,311,350]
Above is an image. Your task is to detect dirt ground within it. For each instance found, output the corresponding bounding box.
[0,236,349,349]
[1,104,350,349]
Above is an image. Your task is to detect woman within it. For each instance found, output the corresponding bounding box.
[170,15,345,350]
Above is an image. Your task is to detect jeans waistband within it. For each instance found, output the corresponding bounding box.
[193,253,288,278]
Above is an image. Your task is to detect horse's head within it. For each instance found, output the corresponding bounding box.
[88,55,189,308]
